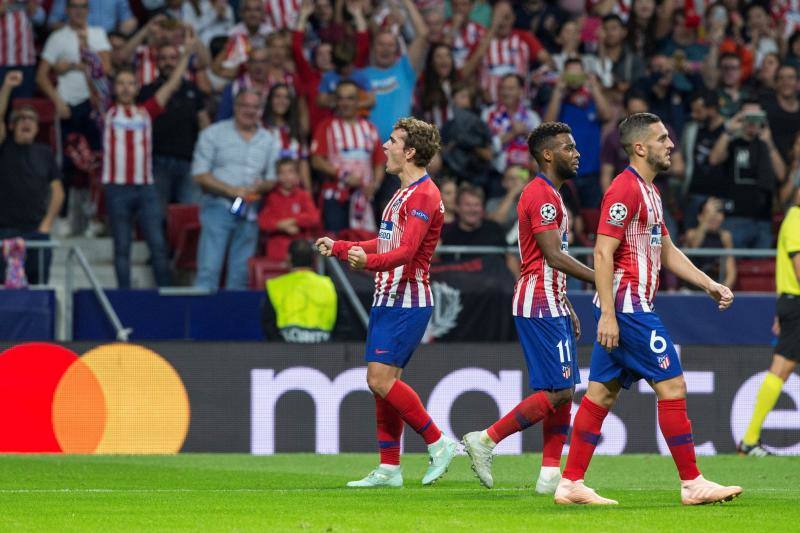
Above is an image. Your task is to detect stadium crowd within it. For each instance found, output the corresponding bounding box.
[0,0,798,289]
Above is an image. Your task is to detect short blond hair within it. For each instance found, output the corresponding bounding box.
[393,117,441,168]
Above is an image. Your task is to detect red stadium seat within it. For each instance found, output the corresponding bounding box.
[735,258,775,292]
[166,204,200,271]
[12,98,60,155]
[249,256,289,289]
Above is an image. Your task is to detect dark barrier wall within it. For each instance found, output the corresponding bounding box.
[0,290,55,339]
[3,342,794,455]
[72,289,777,345]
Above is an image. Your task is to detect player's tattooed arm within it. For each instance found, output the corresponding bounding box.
[660,234,734,310]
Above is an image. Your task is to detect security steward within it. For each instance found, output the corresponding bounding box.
[262,239,337,342]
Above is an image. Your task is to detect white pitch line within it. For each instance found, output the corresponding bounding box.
[0,487,796,494]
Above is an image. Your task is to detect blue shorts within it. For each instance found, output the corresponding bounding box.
[516,315,580,390]
[589,308,682,389]
[364,306,433,368]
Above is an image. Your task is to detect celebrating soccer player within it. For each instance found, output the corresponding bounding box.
[738,188,800,456]
[554,113,743,506]
[462,122,595,493]
[316,118,457,488]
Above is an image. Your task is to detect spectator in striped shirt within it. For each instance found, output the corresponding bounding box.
[212,0,272,80]
[0,0,38,99]
[102,41,194,289]
[263,0,300,31]
[115,15,213,92]
[462,0,551,104]
[191,89,281,290]
[311,80,385,232]
[443,0,485,70]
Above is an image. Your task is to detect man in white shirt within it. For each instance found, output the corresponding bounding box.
[36,0,111,232]
[36,0,111,121]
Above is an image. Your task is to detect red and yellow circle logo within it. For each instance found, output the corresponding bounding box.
[0,343,190,453]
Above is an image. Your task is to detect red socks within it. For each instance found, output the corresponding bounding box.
[542,401,572,467]
[658,398,701,481]
[487,391,554,444]
[384,380,441,445]
[562,396,608,481]
[375,395,403,465]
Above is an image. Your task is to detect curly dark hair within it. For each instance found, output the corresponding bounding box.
[394,117,441,168]
[527,122,572,165]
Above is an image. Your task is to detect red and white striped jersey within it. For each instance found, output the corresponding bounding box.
[221,22,273,70]
[593,166,670,313]
[101,99,163,186]
[134,45,199,87]
[134,45,158,87]
[445,20,484,70]
[476,30,542,103]
[513,174,570,318]
[311,117,384,186]
[332,176,445,308]
[272,125,308,160]
[0,8,35,67]
[264,0,300,30]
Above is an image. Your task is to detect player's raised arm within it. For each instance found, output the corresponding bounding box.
[660,234,734,310]
[594,233,621,350]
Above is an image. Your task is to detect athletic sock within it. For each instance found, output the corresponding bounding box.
[743,372,784,446]
[562,396,608,482]
[542,401,572,467]
[375,394,403,465]
[383,380,441,445]
[657,398,701,481]
[487,391,554,444]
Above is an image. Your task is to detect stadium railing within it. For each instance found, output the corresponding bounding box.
[324,245,778,331]
[6,242,775,341]
[19,240,131,341]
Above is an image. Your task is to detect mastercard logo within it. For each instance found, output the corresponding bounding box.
[0,342,189,453]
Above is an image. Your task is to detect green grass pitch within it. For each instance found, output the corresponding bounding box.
[0,453,797,531]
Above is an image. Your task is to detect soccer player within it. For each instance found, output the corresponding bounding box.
[462,122,595,493]
[316,118,457,488]
[554,113,743,505]
[738,188,800,456]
